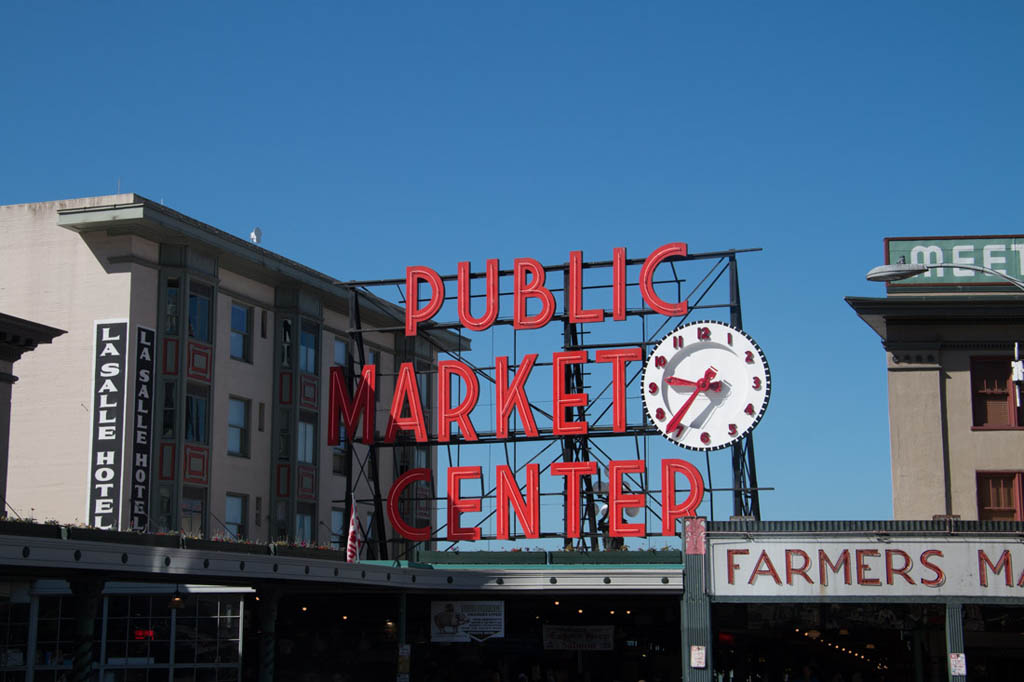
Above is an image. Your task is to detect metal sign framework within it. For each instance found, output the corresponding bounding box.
[338,248,765,560]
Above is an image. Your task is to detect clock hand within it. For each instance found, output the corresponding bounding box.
[666,377,698,387]
[665,367,717,433]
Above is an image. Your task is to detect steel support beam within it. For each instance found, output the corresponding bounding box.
[682,518,712,682]
[71,579,102,682]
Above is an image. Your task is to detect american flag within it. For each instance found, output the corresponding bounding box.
[346,504,360,563]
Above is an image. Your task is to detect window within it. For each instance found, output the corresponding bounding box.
[162,382,176,439]
[416,361,432,415]
[165,278,180,335]
[34,596,79,669]
[227,397,249,457]
[299,322,317,374]
[331,508,345,549]
[297,414,316,464]
[978,472,1023,521]
[971,357,1023,428]
[224,494,248,539]
[280,319,292,369]
[295,503,314,544]
[333,448,348,475]
[188,281,212,342]
[102,595,172,667]
[185,385,209,444]
[230,303,252,361]
[414,445,429,470]
[157,486,173,532]
[274,501,288,541]
[181,486,205,537]
[334,337,348,367]
[164,595,242,670]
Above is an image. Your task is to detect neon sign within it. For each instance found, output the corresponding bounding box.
[330,243,711,540]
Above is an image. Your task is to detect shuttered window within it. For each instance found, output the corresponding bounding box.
[971,357,1022,428]
[977,472,1023,521]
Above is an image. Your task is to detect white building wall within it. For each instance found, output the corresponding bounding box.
[209,276,275,540]
[0,196,144,523]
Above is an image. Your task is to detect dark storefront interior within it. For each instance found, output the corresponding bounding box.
[264,592,681,682]
[714,603,1024,682]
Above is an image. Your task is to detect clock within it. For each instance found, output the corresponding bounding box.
[642,320,771,451]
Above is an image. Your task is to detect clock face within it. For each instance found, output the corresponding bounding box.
[642,320,771,451]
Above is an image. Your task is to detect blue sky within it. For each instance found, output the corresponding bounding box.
[3,2,1024,535]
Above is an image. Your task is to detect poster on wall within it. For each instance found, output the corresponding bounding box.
[429,601,504,642]
[88,320,128,529]
[128,326,155,530]
[542,625,615,651]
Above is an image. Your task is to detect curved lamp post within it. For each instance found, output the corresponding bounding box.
[866,260,1024,293]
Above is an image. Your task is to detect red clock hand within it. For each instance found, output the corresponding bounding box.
[666,377,698,387]
[665,367,717,433]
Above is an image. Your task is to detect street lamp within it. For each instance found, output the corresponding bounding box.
[866,258,1024,293]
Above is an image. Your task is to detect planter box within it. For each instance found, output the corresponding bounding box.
[549,550,682,565]
[274,546,347,561]
[68,528,181,547]
[0,521,65,539]
[417,550,548,565]
[186,539,271,555]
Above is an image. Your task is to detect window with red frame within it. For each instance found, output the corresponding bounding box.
[971,357,1023,428]
[977,472,1023,521]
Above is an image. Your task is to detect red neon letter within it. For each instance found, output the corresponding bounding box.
[552,351,589,435]
[568,250,603,324]
[749,550,782,585]
[405,266,445,336]
[727,548,749,584]
[447,466,482,541]
[496,463,540,539]
[550,461,597,538]
[327,365,376,445]
[639,243,689,316]
[609,460,645,537]
[920,550,945,587]
[495,354,539,438]
[613,247,627,321]
[979,549,1013,587]
[384,362,428,443]
[818,549,852,586]
[513,258,555,329]
[660,459,704,536]
[458,259,500,332]
[885,549,914,586]
[855,549,881,586]
[437,361,479,442]
[785,550,813,585]
[387,468,432,541]
[595,347,642,432]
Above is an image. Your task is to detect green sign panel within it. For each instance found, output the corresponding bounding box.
[886,236,1024,287]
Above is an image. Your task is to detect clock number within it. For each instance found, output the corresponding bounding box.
[697,326,711,341]
[655,355,667,368]
[672,335,684,349]
[744,403,755,416]
[655,407,665,421]
[674,426,684,438]
[728,423,738,436]
[700,432,711,445]
[648,382,658,395]
[752,376,762,390]
[745,350,755,364]
[727,332,733,346]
